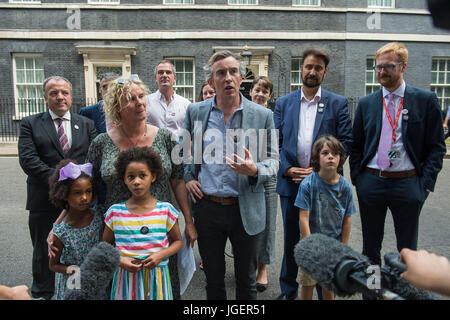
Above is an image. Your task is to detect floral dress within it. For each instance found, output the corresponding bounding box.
[86,128,184,299]
[53,207,103,300]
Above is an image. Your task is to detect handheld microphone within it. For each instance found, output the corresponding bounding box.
[294,234,437,300]
[65,241,120,300]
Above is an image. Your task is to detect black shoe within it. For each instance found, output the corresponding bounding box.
[256,283,268,292]
[276,293,296,300]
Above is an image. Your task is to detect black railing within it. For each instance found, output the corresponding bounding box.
[0,98,98,142]
[1,97,360,141]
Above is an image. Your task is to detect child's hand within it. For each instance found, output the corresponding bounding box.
[142,252,165,270]
[120,257,143,273]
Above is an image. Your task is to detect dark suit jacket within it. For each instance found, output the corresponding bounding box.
[80,101,106,134]
[349,85,446,192]
[18,111,97,212]
[273,88,353,197]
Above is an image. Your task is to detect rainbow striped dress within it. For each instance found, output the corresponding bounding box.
[104,201,179,300]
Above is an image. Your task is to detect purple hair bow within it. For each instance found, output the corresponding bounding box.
[58,162,93,181]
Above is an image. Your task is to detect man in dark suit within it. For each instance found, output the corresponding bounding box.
[18,76,97,299]
[79,72,119,134]
[273,47,353,300]
[349,42,446,268]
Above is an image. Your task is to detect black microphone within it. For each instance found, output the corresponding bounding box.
[65,241,120,300]
[294,234,437,300]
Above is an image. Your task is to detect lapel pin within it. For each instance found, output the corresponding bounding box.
[74,124,79,130]
[402,109,409,121]
[317,103,324,113]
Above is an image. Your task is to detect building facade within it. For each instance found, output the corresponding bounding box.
[1,0,449,140]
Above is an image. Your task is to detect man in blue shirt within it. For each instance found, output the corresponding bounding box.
[182,50,278,300]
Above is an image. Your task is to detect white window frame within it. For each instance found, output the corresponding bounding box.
[228,0,258,6]
[431,57,450,111]
[87,0,120,4]
[164,0,194,4]
[292,0,321,7]
[9,0,41,3]
[290,57,303,92]
[365,56,381,95]
[167,57,195,102]
[368,0,395,9]
[12,53,45,118]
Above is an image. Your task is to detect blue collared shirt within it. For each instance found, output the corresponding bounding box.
[198,98,243,197]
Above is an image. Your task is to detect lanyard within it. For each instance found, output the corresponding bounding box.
[382,96,404,143]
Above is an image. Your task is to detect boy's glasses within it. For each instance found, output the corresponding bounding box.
[113,74,140,85]
[373,62,402,73]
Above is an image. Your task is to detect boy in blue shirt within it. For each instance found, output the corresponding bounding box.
[295,135,356,300]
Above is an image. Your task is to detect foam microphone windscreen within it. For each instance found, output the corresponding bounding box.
[65,241,120,300]
[294,233,370,297]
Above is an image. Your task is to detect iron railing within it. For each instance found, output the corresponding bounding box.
[0,97,360,142]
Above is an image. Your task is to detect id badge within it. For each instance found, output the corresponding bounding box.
[388,148,401,160]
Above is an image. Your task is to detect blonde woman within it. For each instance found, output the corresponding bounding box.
[86,75,197,299]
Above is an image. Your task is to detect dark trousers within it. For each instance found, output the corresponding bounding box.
[193,198,262,300]
[29,210,60,299]
[356,171,427,266]
[279,196,300,297]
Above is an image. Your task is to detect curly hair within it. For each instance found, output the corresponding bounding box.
[114,146,164,182]
[48,159,95,210]
[310,135,346,173]
[103,75,149,127]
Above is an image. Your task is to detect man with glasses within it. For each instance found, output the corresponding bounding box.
[273,47,353,300]
[146,60,190,138]
[350,42,446,272]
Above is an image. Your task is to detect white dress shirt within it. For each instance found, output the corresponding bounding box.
[146,90,190,137]
[296,87,322,168]
[367,81,415,171]
[49,109,72,149]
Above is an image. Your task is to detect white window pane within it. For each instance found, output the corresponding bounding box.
[25,57,34,70]
[26,70,34,83]
[16,70,25,83]
[185,73,193,86]
[34,57,43,69]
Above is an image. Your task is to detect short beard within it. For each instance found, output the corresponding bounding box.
[302,78,321,88]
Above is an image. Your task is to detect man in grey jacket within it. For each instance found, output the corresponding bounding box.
[182,50,278,300]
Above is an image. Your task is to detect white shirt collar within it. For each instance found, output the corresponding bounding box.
[157,89,175,103]
[301,86,322,103]
[382,81,406,99]
[48,109,71,121]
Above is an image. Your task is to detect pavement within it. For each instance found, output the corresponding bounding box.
[1,143,449,302]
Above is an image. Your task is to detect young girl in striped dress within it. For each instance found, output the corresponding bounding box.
[102,146,183,300]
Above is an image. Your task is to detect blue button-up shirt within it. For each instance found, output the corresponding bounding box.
[198,98,243,197]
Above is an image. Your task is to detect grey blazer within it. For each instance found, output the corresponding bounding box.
[182,96,279,235]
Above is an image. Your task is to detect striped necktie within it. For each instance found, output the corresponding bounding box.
[376,93,395,170]
[56,118,70,155]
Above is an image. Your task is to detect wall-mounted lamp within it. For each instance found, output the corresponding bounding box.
[241,45,253,65]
